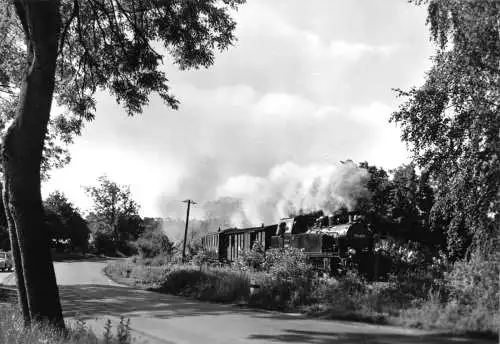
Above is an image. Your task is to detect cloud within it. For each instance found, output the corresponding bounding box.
[329,41,398,59]
[42,0,431,217]
[348,102,409,168]
[253,93,339,122]
[350,102,393,126]
[237,2,398,61]
[43,81,409,218]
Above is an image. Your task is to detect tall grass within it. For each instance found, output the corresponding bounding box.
[0,304,133,344]
[105,250,499,338]
[398,257,499,336]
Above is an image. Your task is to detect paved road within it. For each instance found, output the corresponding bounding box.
[0,260,494,344]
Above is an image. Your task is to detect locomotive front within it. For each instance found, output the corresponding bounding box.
[330,218,374,274]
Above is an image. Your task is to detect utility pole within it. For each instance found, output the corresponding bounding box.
[182,199,196,262]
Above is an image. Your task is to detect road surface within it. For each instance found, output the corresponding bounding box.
[0,259,494,344]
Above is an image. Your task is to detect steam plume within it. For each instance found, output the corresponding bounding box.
[215,160,369,227]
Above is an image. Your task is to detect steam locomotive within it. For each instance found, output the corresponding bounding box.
[200,211,374,275]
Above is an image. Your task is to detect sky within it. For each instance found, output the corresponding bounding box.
[42,0,435,219]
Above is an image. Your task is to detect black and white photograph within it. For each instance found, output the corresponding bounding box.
[0,0,498,343]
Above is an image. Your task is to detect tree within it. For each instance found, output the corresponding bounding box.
[0,0,245,327]
[358,162,392,232]
[85,175,141,247]
[391,1,499,260]
[388,164,421,232]
[136,219,173,258]
[44,191,89,252]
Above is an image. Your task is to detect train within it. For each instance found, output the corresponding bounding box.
[200,211,374,275]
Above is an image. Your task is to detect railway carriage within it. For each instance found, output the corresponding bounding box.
[215,224,277,262]
[200,212,373,275]
[200,231,221,261]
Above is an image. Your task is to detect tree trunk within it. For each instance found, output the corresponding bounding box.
[2,184,30,325]
[1,0,64,328]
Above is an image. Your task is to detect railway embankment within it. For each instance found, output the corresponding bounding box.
[104,247,498,341]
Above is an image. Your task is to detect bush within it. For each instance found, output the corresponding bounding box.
[441,256,499,333]
[104,246,499,338]
[92,230,115,255]
[156,265,251,303]
[263,247,314,280]
[445,257,498,310]
[399,255,499,336]
[233,241,266,271]
[374,237,436,274]
[135,230,173,258]
[192,248,219,266]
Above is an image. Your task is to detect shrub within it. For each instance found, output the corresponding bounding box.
[248,247,316,309]
[374,237,436,274]
[157,265,250,303]
[441,256,499,333]
[192,248,217,266]
[248,274,291,310]
[91,230,115,255]
[104,246,499,338]
[233,241,266,271]
[445,257,498,310]
[399,255,499,335]
[135,230,173,258]
[263,247,314,281]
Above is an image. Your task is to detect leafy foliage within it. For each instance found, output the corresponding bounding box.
[1,0,246,122]
[263,247,313,281]
[85,175,142,245]
[233,241,266,271]
[135,226,173,258]
[0,0,245,328]
[43,191,90,252]
[0,7,69,178]
[391,0,500,260]
[87,216,115,254]
[191,248,218,266]
[358,162,442,249]
[357,162,392,229]
[445,256,499,316]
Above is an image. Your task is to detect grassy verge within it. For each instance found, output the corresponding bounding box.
[104,257,499,340]
[0,304,134,344]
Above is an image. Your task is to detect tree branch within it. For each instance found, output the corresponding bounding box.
[57,0,79,58]
[113,0,163,62]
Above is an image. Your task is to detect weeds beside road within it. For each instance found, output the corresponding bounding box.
[104,248,499,340]
[0,304,133,344]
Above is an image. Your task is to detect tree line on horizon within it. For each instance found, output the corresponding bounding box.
[0,161,468,264]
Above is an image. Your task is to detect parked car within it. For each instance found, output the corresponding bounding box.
[0,251,13,272]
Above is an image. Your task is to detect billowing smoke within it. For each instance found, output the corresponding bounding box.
[214,160,370,227]
[157,159,370,235]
